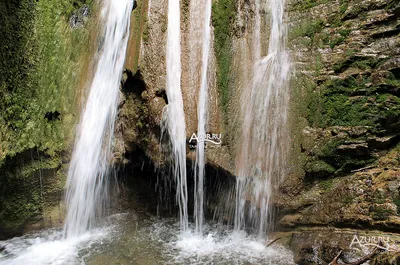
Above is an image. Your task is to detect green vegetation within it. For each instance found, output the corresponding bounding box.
[291,0,400,180]
[292,0,329,11]
[342,4,364,20]
[142,22,150,43]
[290,6,352,49]
[339,0,349,14]
[314,53,324,75]
[332,56,386,73]
[308,137,375,175]
[394,197,400,214]
[320,179,334,191]
[307,55,400,130]
[328,35,345,49]
[212,0,236,114]
[308,26,351,49]
[305,160,336,179]
[322,75,373,96]
[317,92,400,129]
[129,0,149,72]
[0,0,93,234]
[0,152,63,233]
[387,0,399,10]
[387,78,400,88]
[338,29,351,38]
[371,206,394,220]
[291,19,324,43]
[0,0,92,161]
[306,87,323,127]
[305,87,398,170]
[342,194,354,204]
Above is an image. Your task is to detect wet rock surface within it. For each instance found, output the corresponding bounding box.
[288,228,400,265]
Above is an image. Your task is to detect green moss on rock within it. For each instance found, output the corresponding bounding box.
[290,19,324,43]
[212,0,236,114]
[305,160,336,179]
[0,0,93,236]
[0,149,63,237]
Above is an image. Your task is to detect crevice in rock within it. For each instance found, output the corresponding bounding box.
[371,26,400,39]
[155,88,168,104]
[121,69,146,96]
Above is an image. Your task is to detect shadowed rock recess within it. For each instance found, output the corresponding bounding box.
[0,0,399,263]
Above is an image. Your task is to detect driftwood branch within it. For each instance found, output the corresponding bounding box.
[265,237,281,247]
[329,250,343,265]
[351,165,375,173]
[329,241,383,265]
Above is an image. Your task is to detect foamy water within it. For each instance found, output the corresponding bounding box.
[0,214,294,264]
[0,228,111,265]
[173,232,293,264]
[156,222,295,265]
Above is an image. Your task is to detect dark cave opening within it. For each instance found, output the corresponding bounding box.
[116,145,237,223]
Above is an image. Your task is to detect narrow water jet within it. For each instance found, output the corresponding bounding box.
[63,0,133,238]
[234,0,291,236]
[163,0,189,231]
[193,0,212,235]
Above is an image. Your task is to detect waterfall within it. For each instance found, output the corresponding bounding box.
[164,0,189,231]
[193,0,212,235]
[234,0,290,236]
[63,0,132,238]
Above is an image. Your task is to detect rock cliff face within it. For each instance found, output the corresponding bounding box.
[283,0,400,225]
[276,0,400,263]
[116,0,236,174]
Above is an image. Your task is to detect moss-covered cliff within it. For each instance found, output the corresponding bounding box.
[277,0,400,263]
[0,0,95,237]
[288,0,400,176]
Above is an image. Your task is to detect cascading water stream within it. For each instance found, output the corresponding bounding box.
[63,0,133,238]
[234,0,290,236]
[164,0,189,231]
[193,0,212,235]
